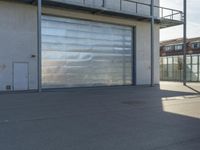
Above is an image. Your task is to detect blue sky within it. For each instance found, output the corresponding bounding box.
[160,0,200,41]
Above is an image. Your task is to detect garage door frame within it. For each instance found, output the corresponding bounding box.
[41,15,136,89]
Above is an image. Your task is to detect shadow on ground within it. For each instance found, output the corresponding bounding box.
[185,85,200,93]
[0,82,200,150]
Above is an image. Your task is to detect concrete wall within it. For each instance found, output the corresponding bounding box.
[0,1,38,91]
[0,1,160,91]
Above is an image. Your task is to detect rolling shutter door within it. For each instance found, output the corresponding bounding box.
[42,16,133,88]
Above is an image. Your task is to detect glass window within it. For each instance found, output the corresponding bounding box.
[192,56,198,64]
[192,42,200,49]
[167,57,173,79]
[163,57,167,64]
[186,56,191,64]
[164,45,174,51]
[191,73,198,81]
[175,44,183,51]
[168,57,173,64]
[199,56,200,81]
[186,56,192,81]
[186,64,192,71]
[160,56,186,81]
[173,57,178,64]
[192,65,198,73]
[178,56,183,70]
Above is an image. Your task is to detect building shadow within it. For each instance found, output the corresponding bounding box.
[0,85,200,150]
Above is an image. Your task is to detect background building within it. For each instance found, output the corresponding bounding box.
[0,0,183,91]
[160,37,200,81]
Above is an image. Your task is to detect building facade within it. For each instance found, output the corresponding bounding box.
[0,0,183,91]
[160,37,200,82]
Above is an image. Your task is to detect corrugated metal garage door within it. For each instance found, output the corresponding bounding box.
[42,16,133,88]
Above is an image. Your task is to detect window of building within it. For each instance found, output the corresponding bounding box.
[160,54,200,82]
[164,45,174,51]
[175,44,183,51]
[191,42,200,49]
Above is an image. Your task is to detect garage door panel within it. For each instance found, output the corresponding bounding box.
[42,16,133,88]
[42,45,132,54]
[42,28,131,39]
[42,38,132,49]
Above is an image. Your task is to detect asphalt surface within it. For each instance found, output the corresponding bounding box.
[0,82,200,150]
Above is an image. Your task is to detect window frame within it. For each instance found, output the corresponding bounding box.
[174,44,183,51]
[191,42,200,49]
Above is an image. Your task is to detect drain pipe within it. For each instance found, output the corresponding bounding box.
[37,0,42,92]
[183,0,187,86]
[151,0,155,87]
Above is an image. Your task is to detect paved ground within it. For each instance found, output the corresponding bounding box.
[0,82,200,150]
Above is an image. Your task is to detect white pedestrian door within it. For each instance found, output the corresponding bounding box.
[13,63,28,91]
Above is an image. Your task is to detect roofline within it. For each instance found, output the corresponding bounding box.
[161,37,200,45]
[3,0,184,29]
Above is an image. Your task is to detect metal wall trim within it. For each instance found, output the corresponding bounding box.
[132,27,136,86]
[150,0,155,87]
[37,0,42,92]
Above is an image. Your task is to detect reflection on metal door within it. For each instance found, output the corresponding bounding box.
[13,63,29,91]
[42,16,133,88]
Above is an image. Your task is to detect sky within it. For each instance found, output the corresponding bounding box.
[160,0,200,41]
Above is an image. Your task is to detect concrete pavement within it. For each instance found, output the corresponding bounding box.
[0,82,200,150]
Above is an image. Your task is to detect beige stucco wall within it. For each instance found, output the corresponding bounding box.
[0,1,38,91]
[0,1,160,91]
